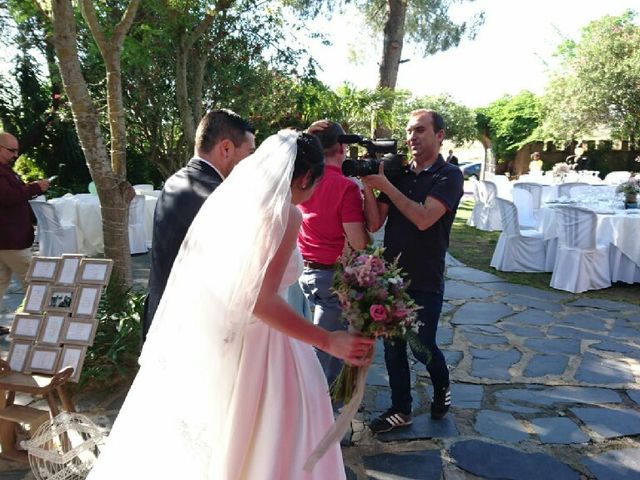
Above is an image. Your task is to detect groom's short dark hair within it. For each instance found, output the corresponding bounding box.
[196,109,254,153]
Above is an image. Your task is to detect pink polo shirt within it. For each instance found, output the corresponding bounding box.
[297,165,365,265]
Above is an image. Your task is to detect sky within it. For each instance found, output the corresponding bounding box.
[304,0,638,108]
[2,0,636,110]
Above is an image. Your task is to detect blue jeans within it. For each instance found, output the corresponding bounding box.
[299,268,345,386]
[285,282,312,321]
[384,290,449,414]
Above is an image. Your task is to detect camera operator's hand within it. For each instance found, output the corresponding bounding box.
[305,120,330,136]
[361,163,392,195]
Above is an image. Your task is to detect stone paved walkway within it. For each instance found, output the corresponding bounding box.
[1,254,639,479]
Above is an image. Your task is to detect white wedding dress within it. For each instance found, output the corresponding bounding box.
[87,130,344,479]
[222,247,344,479]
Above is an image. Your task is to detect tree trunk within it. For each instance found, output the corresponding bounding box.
[175,10,219,155]
[176,38,196,154]
[50,0,137,296]
[375,0,407,137]
[192,48,207,127]
[378,0,407,91]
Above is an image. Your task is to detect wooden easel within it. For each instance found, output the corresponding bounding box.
[0,362,75,462]
[0,255,111,462]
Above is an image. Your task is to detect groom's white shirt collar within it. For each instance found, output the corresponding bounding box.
[194,155,225,180]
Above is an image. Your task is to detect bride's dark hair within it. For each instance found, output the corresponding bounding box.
[293,132,324,184]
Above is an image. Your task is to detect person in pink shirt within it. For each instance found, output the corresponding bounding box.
[298,121,369,386]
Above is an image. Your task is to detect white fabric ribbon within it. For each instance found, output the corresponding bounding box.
[304,364,371,472]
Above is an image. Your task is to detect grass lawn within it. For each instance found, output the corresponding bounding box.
[449,199,640,306]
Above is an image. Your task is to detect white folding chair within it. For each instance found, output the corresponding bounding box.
[550,206,611,293]
[490,199,546,272]
[128,195,147,254]
[604,171,631,185]
[510,188,538,230]
[29,201,78,256]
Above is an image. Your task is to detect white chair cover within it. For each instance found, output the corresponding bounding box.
[133,183,154,193]
[468,180,502,231]
[510,188,538,230]
[513,182,543,210]
[490,198,546,272]
[557,182,588,198]
[482,181,502,230]
[30,196,47,243]
[604,171,631,185]
[143,195,157,248]
[29,201,78,256]
[544,237,558,272]
[609,248,640,284]
[486,174,511,198]
[467,178,483,228]
[550,206,611,293]
[128,195,147,254]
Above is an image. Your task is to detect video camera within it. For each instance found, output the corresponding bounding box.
[338,134,405,177]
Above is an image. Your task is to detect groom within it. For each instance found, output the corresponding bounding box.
[142,109,255,341]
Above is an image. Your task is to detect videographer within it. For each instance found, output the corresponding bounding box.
[362,110,463,433]
[298,120,370,387]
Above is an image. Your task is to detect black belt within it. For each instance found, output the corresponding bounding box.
[303,260,336,270]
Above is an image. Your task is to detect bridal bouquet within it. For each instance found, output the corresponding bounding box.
[305,246,420,470]
[330,246,421,404]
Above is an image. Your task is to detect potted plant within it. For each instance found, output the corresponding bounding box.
[616,175,640,207]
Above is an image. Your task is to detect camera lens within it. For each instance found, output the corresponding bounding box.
[342,159,380,177]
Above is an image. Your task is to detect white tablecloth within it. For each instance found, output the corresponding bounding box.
[49,193,157,255]
[540,206,640,265]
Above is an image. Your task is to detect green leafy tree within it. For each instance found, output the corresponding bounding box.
[476,91,542,162]
[118,0,318,177]
[540,10,640,151]
[400,94,477,146]
[284,0,484,135]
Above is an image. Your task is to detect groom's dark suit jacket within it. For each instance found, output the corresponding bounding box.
[142,158,223,340]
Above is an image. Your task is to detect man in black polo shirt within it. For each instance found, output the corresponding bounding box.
[362,109,463,433]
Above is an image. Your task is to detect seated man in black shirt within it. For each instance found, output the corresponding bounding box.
[362,109,464,433]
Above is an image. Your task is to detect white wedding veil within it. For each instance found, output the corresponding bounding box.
[87,130,299,479]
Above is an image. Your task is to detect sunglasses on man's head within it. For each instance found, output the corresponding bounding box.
[0,145,19,154]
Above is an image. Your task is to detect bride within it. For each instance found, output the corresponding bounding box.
[87,130,373,479]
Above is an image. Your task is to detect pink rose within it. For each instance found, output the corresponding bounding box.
[370,304,387,322]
